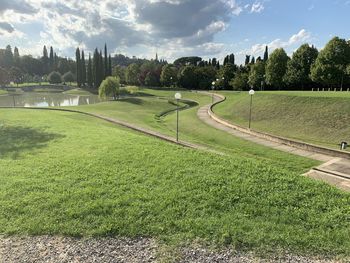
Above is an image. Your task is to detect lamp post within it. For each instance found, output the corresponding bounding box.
[211,81,216,104]
[248,89,255,129]
[175,92,182,142]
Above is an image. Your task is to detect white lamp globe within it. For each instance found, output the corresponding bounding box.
[249,89,255,95]
[175,92,182,100]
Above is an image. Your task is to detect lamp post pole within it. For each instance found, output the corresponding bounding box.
[211,81,216,104]
[175,92,182,142]
[248,89,255,129]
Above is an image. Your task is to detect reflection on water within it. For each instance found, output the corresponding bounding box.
[0,93,102,107]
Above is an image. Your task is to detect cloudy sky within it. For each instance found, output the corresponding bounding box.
[0,0,349,64]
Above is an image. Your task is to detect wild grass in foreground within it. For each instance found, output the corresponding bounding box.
[0,109,349,258]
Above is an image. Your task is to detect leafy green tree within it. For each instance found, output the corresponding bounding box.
[4,45,13,68]
[160,64,178,86]
[217,63,237,89]
[178,65,197,89]
[174,56,202,66]
[49,46,54,70]
[125,63,140,85]
[99,76,120,100]
[244,55,251,66]
[144,72,159,86]
[112,65,126,84]
[48,71,62,84]
[0,67,8,86]
[284,44,318,89]
[310,37,350,87]
[195,66,217,90]
[266,48,289,88]
[230,72,249,91]
[248,61,265,88]
[63,71,75,84]
[9,66,23,85]
[13,47,20,66]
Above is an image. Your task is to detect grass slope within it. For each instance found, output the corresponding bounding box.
[214,91,350,149]
[1,109,350,258]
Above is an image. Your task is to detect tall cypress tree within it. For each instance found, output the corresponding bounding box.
[81,50,86,86]
[49,46,54,69]
[104,44,108,79]
[93,48,99,89]
[75,47,81,87]
[99,50,104,84]
[108,54,112,76]
[87,54,93,88]
[263,46,269,62]
[42,45,49,73]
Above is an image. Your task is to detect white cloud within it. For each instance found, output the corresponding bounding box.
[250,2,264,13]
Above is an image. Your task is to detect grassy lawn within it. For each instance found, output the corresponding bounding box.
[1,108,350,258]
[213,91,350,150]
[63,88,96,95]
[0,90,8,95]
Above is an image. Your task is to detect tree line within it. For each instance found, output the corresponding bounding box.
[1,36,349,90]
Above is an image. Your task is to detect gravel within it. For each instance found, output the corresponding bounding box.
[0,235,343,263]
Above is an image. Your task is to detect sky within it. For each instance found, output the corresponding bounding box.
[0,0,349,64]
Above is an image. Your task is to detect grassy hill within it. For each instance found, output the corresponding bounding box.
[1,108,350,258]
[213,91,350,149]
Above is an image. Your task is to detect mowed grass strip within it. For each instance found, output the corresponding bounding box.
[214,91,350,149]
[0,109,349,257]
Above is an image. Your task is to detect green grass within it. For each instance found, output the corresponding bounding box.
[1,109,350,258]
[63,88,96,95]
[213,91,350,149]
[0,90,8,95]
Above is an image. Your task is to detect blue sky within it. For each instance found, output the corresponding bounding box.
[0,0,349,64]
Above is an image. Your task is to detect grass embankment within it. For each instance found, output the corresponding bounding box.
[1,109,350,258]
[74,89,316,172]
[213,91,350,149]
[0,90,8,95]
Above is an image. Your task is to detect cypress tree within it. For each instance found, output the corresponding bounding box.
[87,54,93,88]
[251,56,255,64]
[229,53,235,64]
[81,50,86,86]
[49,46,54,69]
[99,50,104,83]
[104,44,108,78]
[76,47,81,87]
[93,48,99,89]
[263,46,269,62]
[245,55,251,65]
[42,45,49,73]
[108,54,112,76]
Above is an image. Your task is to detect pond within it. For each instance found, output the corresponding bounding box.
[0,92,102,107]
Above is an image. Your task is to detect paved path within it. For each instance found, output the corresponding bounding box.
[197,93,350,191]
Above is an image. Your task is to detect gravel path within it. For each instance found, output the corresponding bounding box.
[0,236,342,263]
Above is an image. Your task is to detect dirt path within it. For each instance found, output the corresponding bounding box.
[197,92,350,191]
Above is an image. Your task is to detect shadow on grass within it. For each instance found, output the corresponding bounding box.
[0,125,65,159]
[119,97,144,105]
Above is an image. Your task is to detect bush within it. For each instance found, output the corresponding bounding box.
[63,71,75,83]
[48,71,62,84]
[99,76,120,100]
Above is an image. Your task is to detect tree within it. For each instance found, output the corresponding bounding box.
[75,48,81,87]
[104,44,108,78]
[263,46,269,62]
[99,76,120,100]
[174,56,202,66]
[63,71,75,84]
[217,63,237,89]
[81,50,86,86]
[248,61,265,89]
[195,66,217,90]
[125,63,140,85]
[42,45,49,73]
[13,47,20,66]
[178,65,197,89]
[244,55,251,66]
[112,65,126,84]
[0,67,8,86]
[144,72,159,86]
[160,64,178,86]
[9,66,23,85]
[284,44,318,89]
[49,46,54,69]
[108,54,112,76]
[310,37,350,88]
[48,71,62,84]
[265,48,289,88]
[230,72,249,91]
[87,54,93,88]
[4,45,13,67]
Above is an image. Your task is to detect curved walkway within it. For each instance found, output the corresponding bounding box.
[197,92,350,191]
